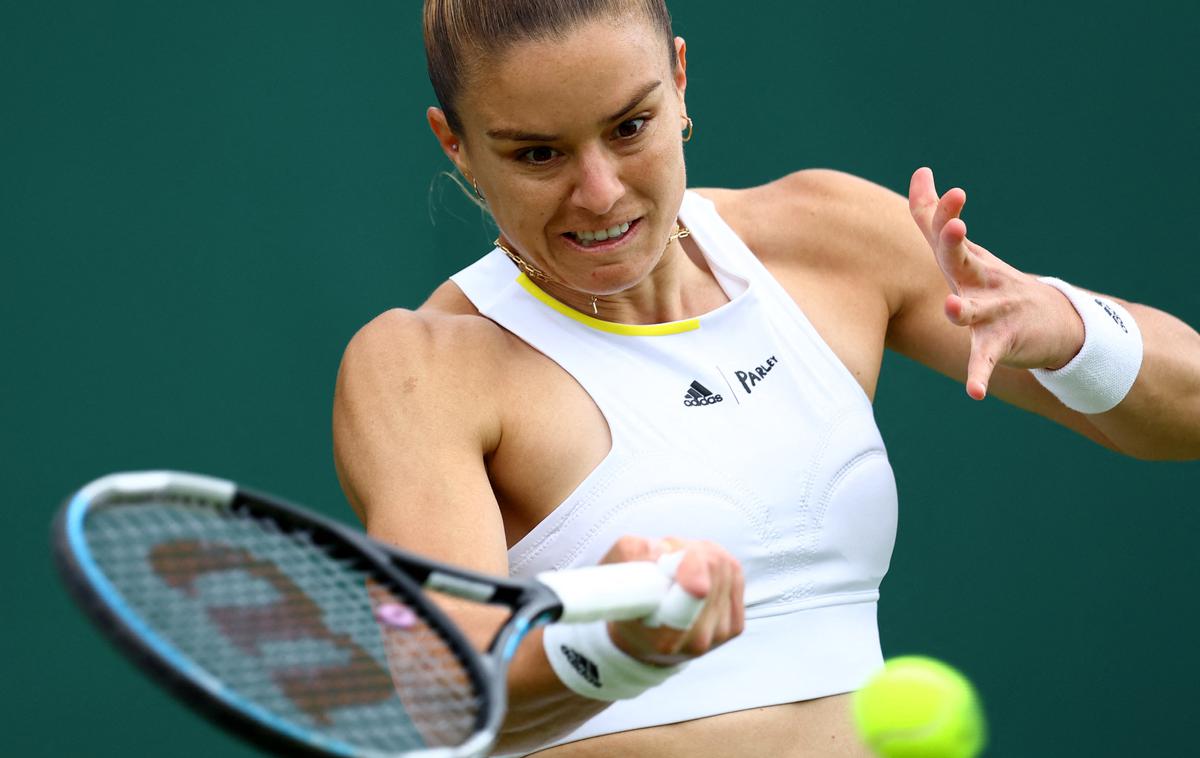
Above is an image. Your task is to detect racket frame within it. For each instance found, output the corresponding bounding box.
[53,471,560,758]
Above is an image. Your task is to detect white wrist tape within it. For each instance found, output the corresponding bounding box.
[1030,276,1143,414]
[543,619,684,701]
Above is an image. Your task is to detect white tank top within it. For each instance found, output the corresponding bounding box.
[450,191,898,751]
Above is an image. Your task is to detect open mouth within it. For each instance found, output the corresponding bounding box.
[563,217,642,249]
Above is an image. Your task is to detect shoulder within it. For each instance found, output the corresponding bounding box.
[335,272,528,422]
[335,291,523,442]
[333,303,509,487]
[340,302,504,377]
[342,273,520,370]
[695,169,930,311]
[698,169,919,259]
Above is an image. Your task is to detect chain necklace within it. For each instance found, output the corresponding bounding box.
[494,223,691,315]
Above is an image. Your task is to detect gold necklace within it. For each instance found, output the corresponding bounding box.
[494,223,691,316]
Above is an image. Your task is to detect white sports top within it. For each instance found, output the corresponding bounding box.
[450,191,898,752]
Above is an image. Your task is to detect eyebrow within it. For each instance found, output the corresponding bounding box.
[485,80,663,142]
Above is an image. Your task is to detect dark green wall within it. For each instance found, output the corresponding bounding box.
[5,2,1197,756]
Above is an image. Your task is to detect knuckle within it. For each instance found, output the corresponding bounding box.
[652,634,682,657]
[682,631,712,656]
[612,535,645,559]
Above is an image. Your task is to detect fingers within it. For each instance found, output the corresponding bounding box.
[602,534,658,564]
[908,167,939,237]
[944,292,993,327]
[607,536,744,666]
[910,168,986,290]
[944,293,1009,401]
[908,167,964,244]
[931,188,966,241]
[668,541,715,599]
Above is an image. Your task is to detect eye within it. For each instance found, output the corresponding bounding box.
[517,146,560,165]
[615,117,648,139]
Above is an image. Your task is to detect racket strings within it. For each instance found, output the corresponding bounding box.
[82,495,484,753]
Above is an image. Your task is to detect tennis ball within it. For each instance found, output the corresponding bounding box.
[853,656,986,758]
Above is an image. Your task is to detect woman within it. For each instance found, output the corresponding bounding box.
[333,1,1200,755]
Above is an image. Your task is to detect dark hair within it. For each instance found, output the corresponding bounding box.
[423,0,675,135]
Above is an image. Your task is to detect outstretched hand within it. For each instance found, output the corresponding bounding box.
[908,167,1086,400]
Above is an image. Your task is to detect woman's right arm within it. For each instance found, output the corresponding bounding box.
[332,308,743,752]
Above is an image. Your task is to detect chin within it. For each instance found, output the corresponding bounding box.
[585,256,662,297]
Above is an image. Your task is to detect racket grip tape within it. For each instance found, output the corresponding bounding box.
[642,552,704,630]
[536,552,704,628]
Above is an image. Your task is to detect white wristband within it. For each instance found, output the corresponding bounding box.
[543,619,684,701]
[1030,276,1143,414]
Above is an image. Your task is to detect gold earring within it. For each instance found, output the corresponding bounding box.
[471,176,485,201]
[682,116,694,143]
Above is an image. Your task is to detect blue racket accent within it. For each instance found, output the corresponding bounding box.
[64,492,366,757]
[502,612,558,663]
[502,619,530,662]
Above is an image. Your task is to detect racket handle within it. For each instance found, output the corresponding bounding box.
[536,553,703,629]
[642,553,704,630]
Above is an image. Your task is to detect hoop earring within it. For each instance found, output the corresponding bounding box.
[681,116,694,143]
[471,176,485,201]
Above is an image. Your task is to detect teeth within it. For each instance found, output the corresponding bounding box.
[573,221,632,244]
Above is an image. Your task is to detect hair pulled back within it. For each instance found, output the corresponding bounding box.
[424,0,676,135]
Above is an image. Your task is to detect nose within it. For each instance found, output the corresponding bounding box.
[569,144,625,216]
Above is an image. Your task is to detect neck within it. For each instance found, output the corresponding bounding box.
[503,226,728,325]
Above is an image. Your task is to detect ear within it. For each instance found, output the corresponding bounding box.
[427,106,470,173]
[673,37,688,103]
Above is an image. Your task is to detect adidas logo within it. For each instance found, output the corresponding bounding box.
[560,645,601,688]
[683,380,724,407]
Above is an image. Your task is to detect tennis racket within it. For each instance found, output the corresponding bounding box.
[52,470,703,757]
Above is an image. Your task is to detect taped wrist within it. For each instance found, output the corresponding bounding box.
[542,620,684,701]
[1030,276,1143,414]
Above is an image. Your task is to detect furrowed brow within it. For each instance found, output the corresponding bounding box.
[599,80,662,125]
[485,80,663,143]
[485,127,559,142]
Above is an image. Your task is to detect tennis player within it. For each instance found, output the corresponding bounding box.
[332,1,1200,755]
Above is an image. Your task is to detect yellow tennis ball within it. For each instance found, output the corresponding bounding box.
[853,656,987,758]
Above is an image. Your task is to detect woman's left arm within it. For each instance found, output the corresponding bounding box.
[889,167,1200,461]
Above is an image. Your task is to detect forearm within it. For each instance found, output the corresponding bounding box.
[496,626,612,753]
[1083,301,1200,460]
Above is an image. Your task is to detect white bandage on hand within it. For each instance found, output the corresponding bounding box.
[1030,276,1144,414]
[542,619,684,701]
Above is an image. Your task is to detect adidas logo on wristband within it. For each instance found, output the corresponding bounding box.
[560,645,601,688]
[543,620,686,701]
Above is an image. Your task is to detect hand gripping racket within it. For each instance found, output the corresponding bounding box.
[52,471,704,757]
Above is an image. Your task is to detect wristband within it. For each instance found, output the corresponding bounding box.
[1030,276,1143,414]
[542,619,684,701]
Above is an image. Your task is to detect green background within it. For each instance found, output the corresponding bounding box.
[4,2,1197,755]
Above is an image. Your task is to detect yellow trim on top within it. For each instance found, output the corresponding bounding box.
[516,274,701,336]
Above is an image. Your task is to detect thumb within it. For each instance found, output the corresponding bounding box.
[965,332,1006,401]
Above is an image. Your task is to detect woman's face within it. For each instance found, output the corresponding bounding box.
[431,15,688,299]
